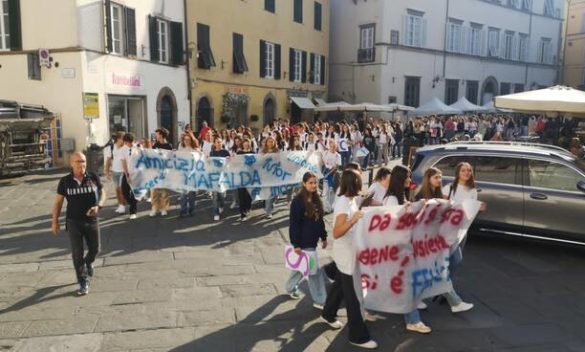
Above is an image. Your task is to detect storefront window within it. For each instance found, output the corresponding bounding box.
[108,95,146,140]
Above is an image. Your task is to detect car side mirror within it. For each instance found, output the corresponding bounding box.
[578,181,585,193]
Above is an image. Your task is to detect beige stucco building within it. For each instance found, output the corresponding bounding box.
[563,0,585,89]
[187,0,329,131]
[0,0,189,166]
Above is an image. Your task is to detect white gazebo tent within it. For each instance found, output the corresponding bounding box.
[494,85,585,114]
[412,97,462,116]
[449,97,488,112]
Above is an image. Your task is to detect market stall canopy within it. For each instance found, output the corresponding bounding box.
[314,102,414,112]
[449,97,488,112]
[482,101,513,113]
[412,97,462,116]
[494,85,585,114]
[290,97,316,110]
[314,101,353,112]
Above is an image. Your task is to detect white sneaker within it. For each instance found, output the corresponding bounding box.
[115,205,125,213]
[149,210,157,217]
[266,214,273,219]
[451,302,474,313]
[213,215,220,221]
[160,210,168,216]
[313,303,324,310]
[418,301,428,310]
[129,214,137,220]
[406,322,432,334]
[350,340,378,349]
[319,316,343,329]
[219,207,224,214]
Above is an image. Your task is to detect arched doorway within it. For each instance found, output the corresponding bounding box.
[263,96,276,126]
[197,96,213,131]
[481,77,499,105]
[156,87,178,146]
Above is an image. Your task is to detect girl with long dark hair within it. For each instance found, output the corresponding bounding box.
[285,172,328,306]
[383,165,432,334]
[321,169,378,349]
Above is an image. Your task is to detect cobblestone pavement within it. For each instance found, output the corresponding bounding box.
[1,168,585,352]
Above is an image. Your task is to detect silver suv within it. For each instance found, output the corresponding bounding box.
[411,142,585,244]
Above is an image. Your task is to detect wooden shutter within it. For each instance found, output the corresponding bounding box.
[149,16,159,62]
[314,2,322,31]
[125,8,137,56]
[320,55,325,85]
[274,43,281,80]
[289,48,294,81]
[309,53,315,83]
[104,0,112,53]
[233,33,248,73]
[294,0,303,23]
[7,0,21,50]
[301,51,307,83]
[259,40,266,77]
[170,21,183,65]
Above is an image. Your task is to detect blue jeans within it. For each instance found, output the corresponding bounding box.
[265,196,275,215]
[442,244,464,306]
[404,309,422,324]
[340,151,351,167]
[392,142,402,158]
[285,249,327,305]
[180,191,196,215]
[212,191,226,216]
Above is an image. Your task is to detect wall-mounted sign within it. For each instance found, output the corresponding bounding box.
[109,72,143,89]
[225,86,249,95]
[61,68,75,79]
[82,92,99,119]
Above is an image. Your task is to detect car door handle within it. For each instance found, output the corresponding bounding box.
[530,193,548,200]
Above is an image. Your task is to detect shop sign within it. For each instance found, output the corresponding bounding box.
[109,72,143,90]
[82,92,99,119]
[225,86,249,95]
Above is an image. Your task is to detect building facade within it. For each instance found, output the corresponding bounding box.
[330,0,563,108]
[0,0,189,160]
[187,0,329,131]
[563,0,585,89]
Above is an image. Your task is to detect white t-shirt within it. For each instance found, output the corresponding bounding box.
[332,195,359,275]
[367,182,387,205]
[322,151,341,169]
[202,141,213,157]
[118,145,132,171]
[108,144,128,173]
[383,195,400,207]
[443,183,478,203]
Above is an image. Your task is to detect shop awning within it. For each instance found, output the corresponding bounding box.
[314,98,327,106]
[290,97,316,109]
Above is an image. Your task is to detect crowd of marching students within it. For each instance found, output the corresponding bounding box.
[287,160,487,349]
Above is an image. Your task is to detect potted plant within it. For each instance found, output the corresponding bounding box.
[250,114,259,122]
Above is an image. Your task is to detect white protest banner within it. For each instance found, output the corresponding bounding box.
[354,199,480,314]
[338,138,349,152]
[284,245,319,279]
[129,150,323,199]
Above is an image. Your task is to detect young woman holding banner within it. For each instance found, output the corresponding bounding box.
[321,169,378,350]
[415,167,474,314]
[383,165,432,334]
[261,137,279,219]
[285,172,328,307]
[439,162,486,313]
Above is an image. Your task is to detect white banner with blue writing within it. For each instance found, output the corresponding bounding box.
[128,149,323,200]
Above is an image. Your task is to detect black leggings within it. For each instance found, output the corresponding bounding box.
[238,188,252,217]
[121,174,137,215]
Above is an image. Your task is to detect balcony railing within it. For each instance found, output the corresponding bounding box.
[357,48,375,63]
